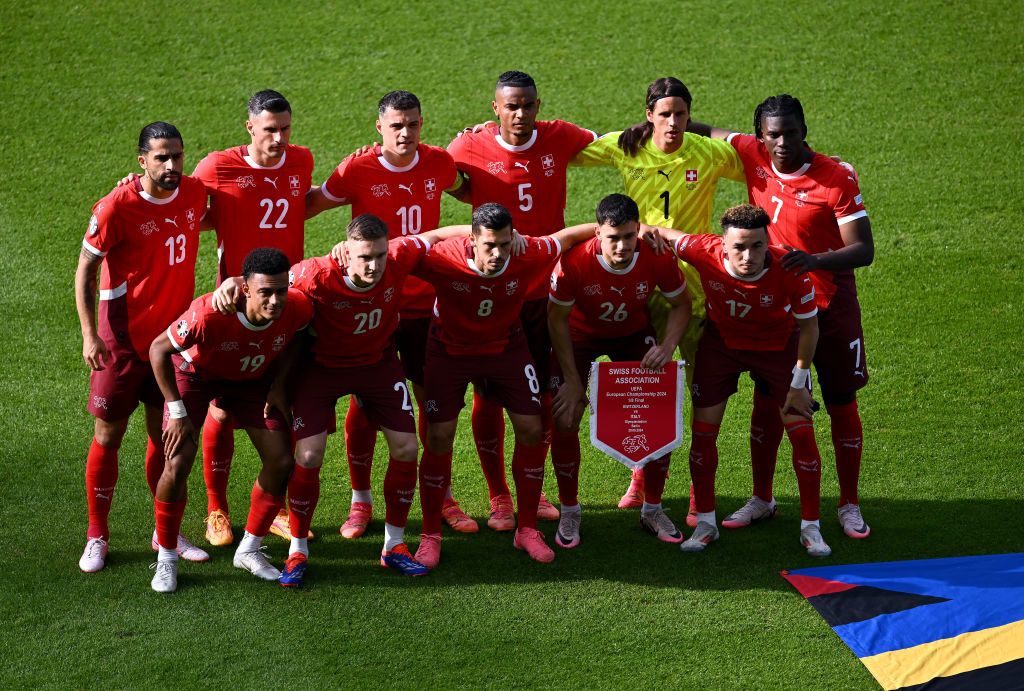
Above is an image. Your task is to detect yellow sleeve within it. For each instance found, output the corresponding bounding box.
[712,138,745,183]
[570,131,624,168]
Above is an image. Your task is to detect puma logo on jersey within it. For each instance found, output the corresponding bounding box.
[514,161,530,172]
[733,289,748,299]
[164,217,178,227]
[657,170,671,180]
[249,341,263,349]
[531,396,541,405]
[398,183,414,195]
[479,285,494,293]
[609,286,625,296]
[264,176,278,189]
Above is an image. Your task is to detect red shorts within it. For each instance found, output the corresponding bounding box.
[291,351,415,439]
[549,327,658,391]
[87,342,162,421]
[170,373,288,432]
[520,298,553,392]
[691,322,797,409]
[814,287,869,398]
[395,316,430,386]
[423,329,542,423]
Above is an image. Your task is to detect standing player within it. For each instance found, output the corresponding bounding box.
[547,194,691,549]
[689,95,874,539]
[447,70,598,530]
[571,77,745,510]
[148,249,312,592]
[652,205,831,557]
[74,122,209,573]
[260,216,474,583]
[411,203,597,568]
[304,91,471,538]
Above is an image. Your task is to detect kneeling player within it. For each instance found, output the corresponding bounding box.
[148,248,312,592]
[412,203,596,567]
[548,194,691,548]
[654,205,832,557]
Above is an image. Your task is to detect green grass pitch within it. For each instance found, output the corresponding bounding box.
[1,1,1022,688]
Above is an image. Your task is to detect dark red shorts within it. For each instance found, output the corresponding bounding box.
[169,373,288,432]
[520,298,553,392]
[291,351,415,439]
[814,287,869,398]
[691,322,797,409]
[549,327,658,391]
[87,342,162,421]
[423,330,542,423]
[395,316,430,386]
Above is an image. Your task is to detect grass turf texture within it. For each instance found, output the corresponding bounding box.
[2,0,1022,687]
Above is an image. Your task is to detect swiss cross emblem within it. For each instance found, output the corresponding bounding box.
[505,279,519,295]
[635,281,649,299]
[372,184,390,198]
[541,153,554,169]
[760,294,774,307]
[685,169,698,183]
[272,334,286,351]
[383,287,395,303]
[289,175,300,189]
[186,208,195,224]
[425,178,436,193]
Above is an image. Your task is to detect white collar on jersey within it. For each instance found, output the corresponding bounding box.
[722,256,769,283]
[378,150,420,173]
[243,149,288,170]
[597,250,639,275]
[236,310,274,331]
[465,254,510,278]
[770,159,812,180]
[139,186,180,205]
[343,275,376,293]
[494,128,538,152]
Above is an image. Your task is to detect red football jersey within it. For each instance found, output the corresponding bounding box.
[415,236,562,356]
[289,236,430,367]
[673,234,817,351]
[192,144,314,282]
[83,177,207,361]
[550,236,686,341]
[320,144,457,318]
[728,133,868,308]
[167,290,313,381]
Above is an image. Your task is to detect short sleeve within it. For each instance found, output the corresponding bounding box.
[830,171,868,226]
[548,257,576,306]
[166,300,204,353]
[654,253,686,298]
[712,137,745,183]
[570,132,622,168]
[321,157,356,202]
[82,197,119,257]
[789,273,818,319]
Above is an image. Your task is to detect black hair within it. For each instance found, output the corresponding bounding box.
[248,89,292,116]
[753,94,806,139]
[496,70,537,90]
[347,214,389,241]
[471,203,513,234]
[138,122,182,154]
[720,204,771,232]
[242,247,290,279]
[595,193,640,227]
[617,77,693,157]
[378,90,421,115]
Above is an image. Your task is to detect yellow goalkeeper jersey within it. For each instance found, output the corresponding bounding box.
[572,131,744,232]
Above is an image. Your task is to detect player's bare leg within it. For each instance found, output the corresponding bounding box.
[235,428,294,584]
[80,415,130,573]
[378,425,428,576]
[507,411,554,563]
[416,418,458,569]
[201,403,235,546]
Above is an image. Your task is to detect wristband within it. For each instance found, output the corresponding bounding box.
[167,400,188,419]
[790,367,811,389]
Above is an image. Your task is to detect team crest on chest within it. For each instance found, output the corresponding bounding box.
[220,341,239,351]
[236,175,255,189]
[708,280,726,293]
[332,301,351,310]
[760,294,774,307]
[289,174,301,197]
[372,184,390,198]
[186,208,195,224]
[635,281,649,300]
[505,279,519,295]
[451,281,471,293]
[583,283,602,296]
[383,287,395,303]
[629,167,645,181]
[685,169,699,190]
[272,334,286,352]
[487,161,507,175]
[425,178,436,199]
[139,220,159,236]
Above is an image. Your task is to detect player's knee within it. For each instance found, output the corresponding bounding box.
[93,419,127,448]
[294,445,324,470]
[514,420,544,446]
[426,427,455,454]
[388,434,418,462]
[206,405,230,424]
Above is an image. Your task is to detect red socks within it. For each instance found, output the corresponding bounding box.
[510,441,546,530]
[550,428,581,506]
[145,436,164,497]
[472,392,510,498]
[383,458,417,528]
[689,421,721,514]
[750,389,784,501]
[344,399,376,492]
[827,401,863,505]
[642,455,671,505]
[85,438,119,540]
[785,420,822,521]
[244,482,285,537]
[419,448,453,534]
[154,498,186,549]
[202,411,234,514]
[287,465,320,539]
